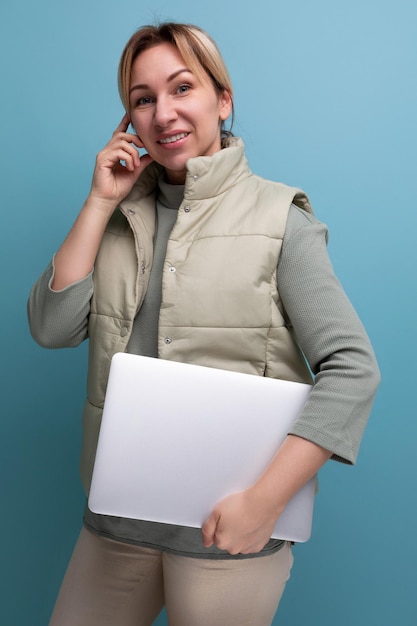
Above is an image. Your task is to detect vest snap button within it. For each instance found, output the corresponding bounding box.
[127,209,135,215]
[164,337,172,344]
[184,206,191,213]
[169,266,176,273]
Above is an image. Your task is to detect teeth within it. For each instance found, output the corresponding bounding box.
[159,133,188,144]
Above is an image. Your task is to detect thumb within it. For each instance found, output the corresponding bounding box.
[134,153,154,178]
[201,511,219,547]
[127,153,154,189]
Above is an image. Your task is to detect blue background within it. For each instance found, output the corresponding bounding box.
[1,0,416,624]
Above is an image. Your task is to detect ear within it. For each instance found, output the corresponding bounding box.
[135,134,145,149]
[219,90,233,121]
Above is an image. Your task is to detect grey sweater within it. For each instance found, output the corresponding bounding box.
[28,176,380,558]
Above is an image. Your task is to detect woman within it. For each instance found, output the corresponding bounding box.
[28,22,380,626]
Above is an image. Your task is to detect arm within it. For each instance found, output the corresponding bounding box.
[51,114,153,290]
[278,209,380,462]
[28,115,153,345]
[202,435,331,555]
[202,207,380,554]
[27,259,93,348]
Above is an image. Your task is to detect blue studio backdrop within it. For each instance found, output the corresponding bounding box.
[1,1,416,624]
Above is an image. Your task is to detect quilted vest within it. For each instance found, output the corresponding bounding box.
[80,138,314,492]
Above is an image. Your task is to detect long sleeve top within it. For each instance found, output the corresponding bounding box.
[28,176,380,558]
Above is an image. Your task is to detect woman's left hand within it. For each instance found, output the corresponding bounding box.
[202,435,332,556]
[201,487,279,555]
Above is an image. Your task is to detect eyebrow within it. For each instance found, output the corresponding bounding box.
[129,68,193,94]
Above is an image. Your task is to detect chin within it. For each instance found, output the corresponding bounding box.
[159,158,188,181]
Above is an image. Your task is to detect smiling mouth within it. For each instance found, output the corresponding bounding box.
[158,132,189,145]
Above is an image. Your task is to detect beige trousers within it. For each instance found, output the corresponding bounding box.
[49,528,293,626]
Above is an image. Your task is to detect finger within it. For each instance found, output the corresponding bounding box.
[118,141,141,168]
[115,113,130,134]
[125,134,144,151]
[138,153,154,171]
[117,151,153,176]
[110,132,143,153]
[98,147,134,172]
[201,512,218,547]
[127,123,145,150]
[112,114,132,139]
[100,140,140,170]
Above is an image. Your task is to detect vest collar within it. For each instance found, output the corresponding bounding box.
[183,137,251,201]
[120,137,251,210]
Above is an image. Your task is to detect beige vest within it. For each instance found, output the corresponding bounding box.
[80,139,313,492]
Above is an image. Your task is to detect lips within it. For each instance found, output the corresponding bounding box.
[158,132,189,145]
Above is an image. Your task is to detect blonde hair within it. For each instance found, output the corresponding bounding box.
[118,22,234,134]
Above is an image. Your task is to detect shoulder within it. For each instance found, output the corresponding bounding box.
[283,203,329,247]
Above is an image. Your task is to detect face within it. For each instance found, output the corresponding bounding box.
[129,42,232,184]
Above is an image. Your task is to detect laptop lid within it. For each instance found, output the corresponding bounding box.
[89,353,315,542]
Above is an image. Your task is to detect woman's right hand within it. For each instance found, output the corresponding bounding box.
[51,115,153,291]
[89,114,153,213]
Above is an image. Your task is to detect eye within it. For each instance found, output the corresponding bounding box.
[176,83,191,95]
[135,95,154,107]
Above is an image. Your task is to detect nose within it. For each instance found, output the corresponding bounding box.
[153,96,177,128]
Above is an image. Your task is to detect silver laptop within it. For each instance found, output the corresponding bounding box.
[89,353,316,542]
